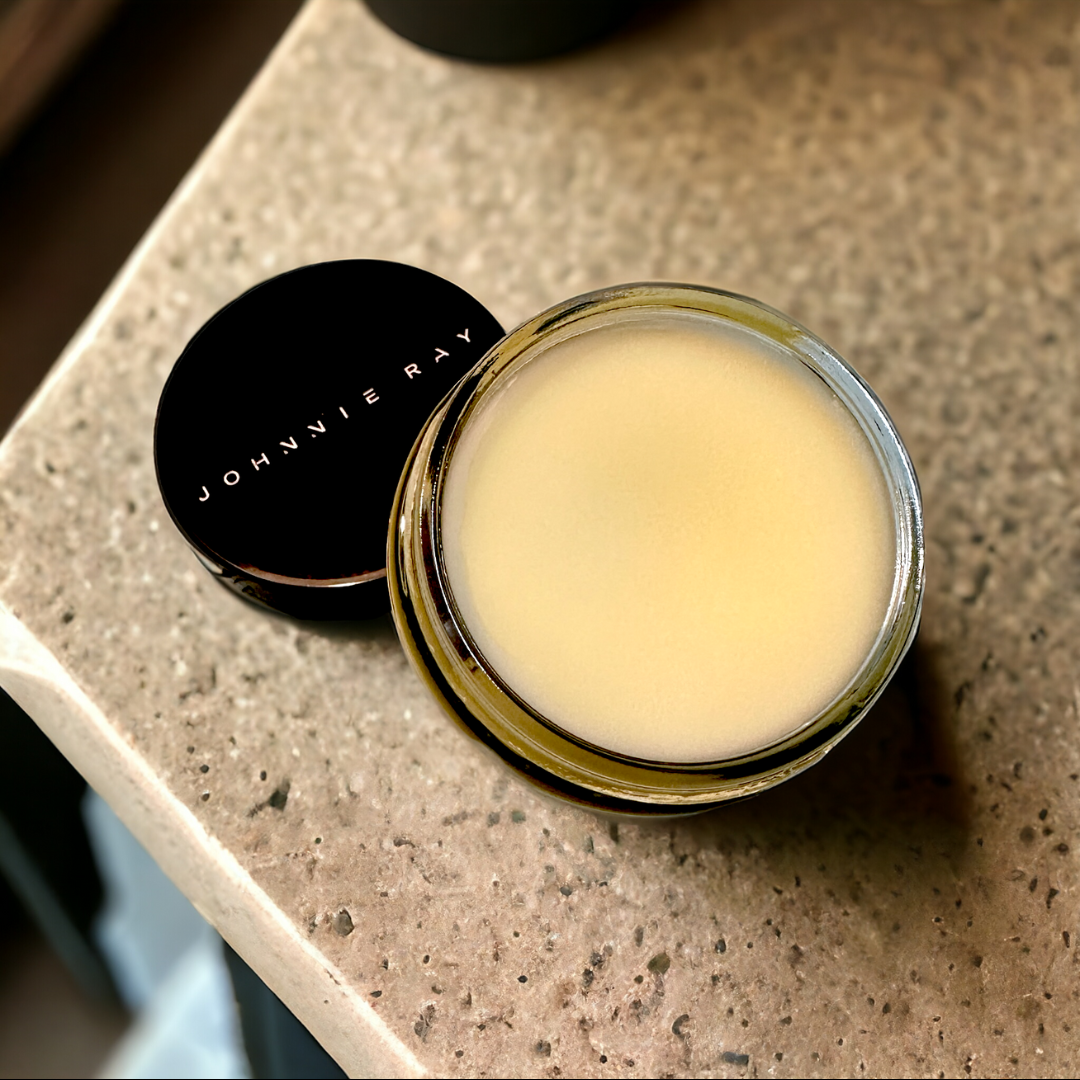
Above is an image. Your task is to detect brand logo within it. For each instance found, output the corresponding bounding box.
[196,328,473,502]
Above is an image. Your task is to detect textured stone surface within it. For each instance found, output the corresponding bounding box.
[2,0,1079,1076]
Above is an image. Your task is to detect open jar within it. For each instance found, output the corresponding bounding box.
[389,283,923,814]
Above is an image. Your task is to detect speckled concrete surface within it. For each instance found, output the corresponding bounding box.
[1,0,1079,1076]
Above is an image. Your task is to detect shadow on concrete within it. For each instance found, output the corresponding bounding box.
[667,635,974,885]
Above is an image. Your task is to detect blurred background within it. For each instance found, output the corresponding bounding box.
[0,3,302,1075]
[0,0,304,438]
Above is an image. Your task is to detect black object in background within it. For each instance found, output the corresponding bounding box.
[223,942,347,1080]
[364,0,634,62]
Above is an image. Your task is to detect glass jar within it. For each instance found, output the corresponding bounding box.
[389,283,923,814]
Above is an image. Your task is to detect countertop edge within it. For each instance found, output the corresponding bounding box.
[0,600,428,1079]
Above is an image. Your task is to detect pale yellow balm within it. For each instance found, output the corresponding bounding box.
[441,313,896,763]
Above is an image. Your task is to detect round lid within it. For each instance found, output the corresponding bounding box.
[154,260,504,619]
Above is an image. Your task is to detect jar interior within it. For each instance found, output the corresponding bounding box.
[437,304,904,765]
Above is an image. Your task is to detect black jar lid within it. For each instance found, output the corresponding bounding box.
[154,260,504,619]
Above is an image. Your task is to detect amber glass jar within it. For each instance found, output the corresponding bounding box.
[389,284,923,814]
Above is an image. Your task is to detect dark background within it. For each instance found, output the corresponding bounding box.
[0,0,303,438]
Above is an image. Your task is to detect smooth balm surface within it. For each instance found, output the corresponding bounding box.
[442,315,895,762]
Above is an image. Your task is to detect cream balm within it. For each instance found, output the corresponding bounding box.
[440,314,895,763]
[390,284,923,812]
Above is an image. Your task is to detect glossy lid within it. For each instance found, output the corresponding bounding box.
[154,260,503,619]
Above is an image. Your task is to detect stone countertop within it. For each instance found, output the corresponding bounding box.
[1,0,1078,1075]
